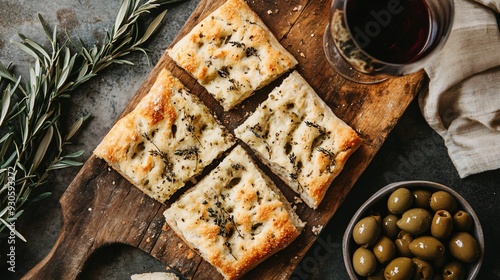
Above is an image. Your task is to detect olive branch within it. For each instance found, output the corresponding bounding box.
[0,0,186,240]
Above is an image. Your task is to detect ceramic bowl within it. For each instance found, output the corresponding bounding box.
[343,181,484,279]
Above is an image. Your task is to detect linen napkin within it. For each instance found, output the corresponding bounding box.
[419,0,500,178]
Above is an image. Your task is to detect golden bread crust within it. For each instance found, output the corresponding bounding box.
[167,0,297,110]
[235,71,362,209]
[164,146,304,279]
[94,68,234,202]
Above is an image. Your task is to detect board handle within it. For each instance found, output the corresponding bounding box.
[21,222,99,280]
[22,157,107,279]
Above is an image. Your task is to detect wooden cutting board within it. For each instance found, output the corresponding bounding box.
[23,0,426,279]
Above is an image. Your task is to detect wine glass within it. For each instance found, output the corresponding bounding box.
[323,0,454,84]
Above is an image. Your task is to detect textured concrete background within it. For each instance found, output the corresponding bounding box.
[1,0,499,279]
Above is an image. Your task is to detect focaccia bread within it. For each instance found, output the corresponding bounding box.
[234,71,362,209]
[94,68,235,203]
[167,0,297,111]
[163,146,305,280]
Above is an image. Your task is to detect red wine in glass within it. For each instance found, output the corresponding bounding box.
[324,0,454,83]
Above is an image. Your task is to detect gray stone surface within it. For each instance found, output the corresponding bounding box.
[1,0,499,279]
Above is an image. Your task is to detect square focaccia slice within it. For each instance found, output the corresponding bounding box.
[167,0,297,111]
[163,145,305,280]
[235,71,362,209]
[94,68,235,203]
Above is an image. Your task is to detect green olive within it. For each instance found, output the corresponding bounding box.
[431,210,453,239]
[413,189,432,209]
[432,252,449,269]
[349,187,480,280]
[373,235,396,264]
[388,188,414,215]
[397,208,432,235]
[448,232,480,262]
[395,231,414,258]
[353,216,381,248]
[409,236,445,261]
[371,212,382,224]
[352,247,377,276]
[453,210,472,232]
[384,257,414,280]
[430,191,458,214]
[442,261,465,280]
[367,267,385,280]
[412,257,434,280]
[383,214,400,239]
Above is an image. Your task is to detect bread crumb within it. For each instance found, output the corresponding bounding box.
[186,250,196,259]
[162,224,168,231]
[178,243,184,249]
[146,237,151,243]
[88,207,92,212]
[312,225,323,236]
[267,9,273,15]
[293,5,303,12]
[294,196,303,204]
[190,177,198,185]
[300,52,306,58]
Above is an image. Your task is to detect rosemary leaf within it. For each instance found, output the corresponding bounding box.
[56,48,73,90]
[0,62,16,82]
[1,85,12,126]
[136,9,168,45]
[38,14,53,41]
[62,150,85,159]
[28,192,52,205]
[21,37,52,62]
[1,153,16,170]
[32,111,53,137]
[0,217,27,242]
[47,159,84,171]
[31,126,54,172]
[12,42,43,64]
[115,0,131,35]
[0,133,13,159]
[65,114,91,142]
[0,0,187,239]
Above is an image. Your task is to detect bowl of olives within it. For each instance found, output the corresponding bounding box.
[343,181,484,280]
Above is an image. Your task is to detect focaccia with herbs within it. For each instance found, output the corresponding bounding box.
[163,146,305,280]
[94,68,234,203]
[167,0,297,111]
[234,71,362,209]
